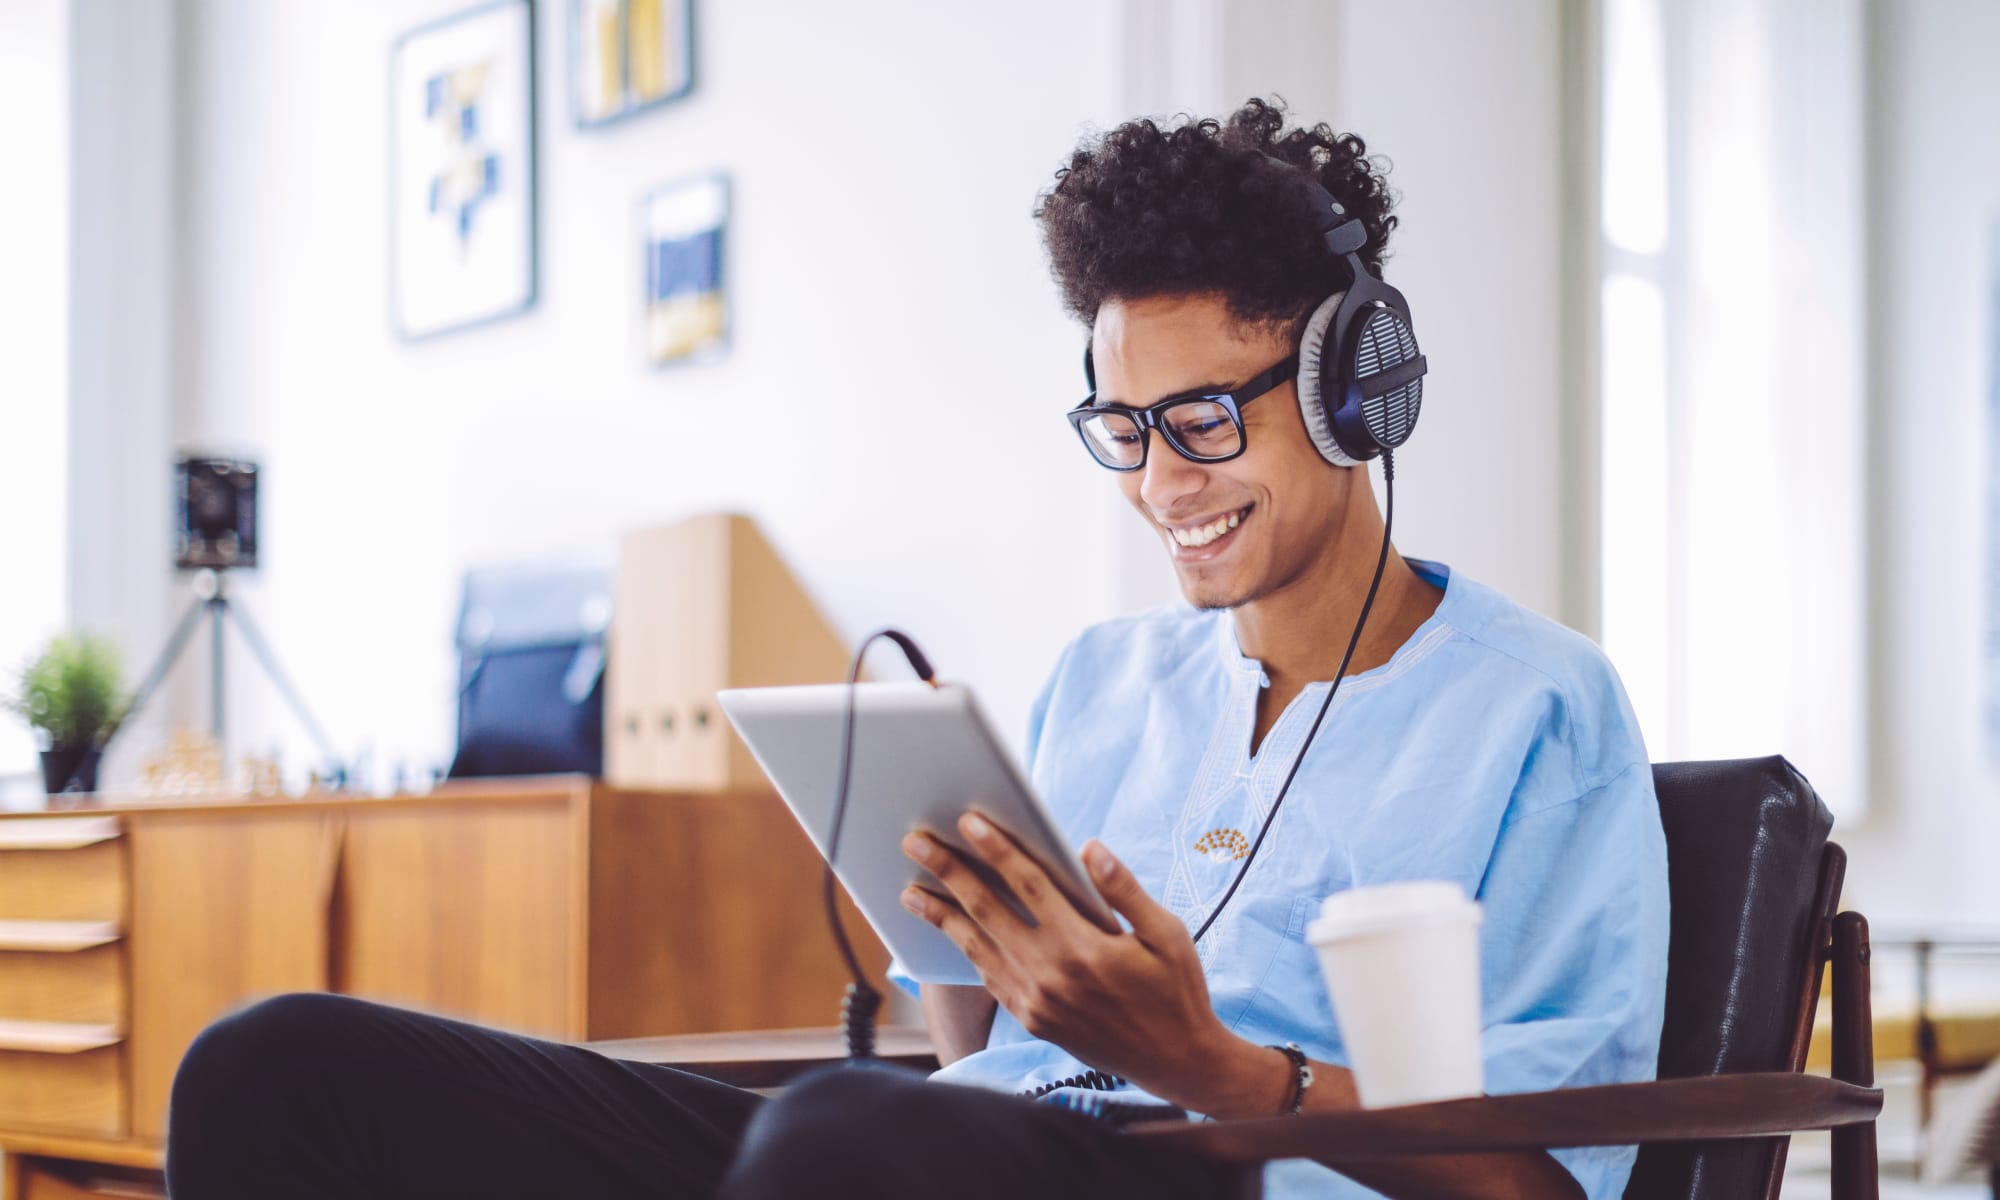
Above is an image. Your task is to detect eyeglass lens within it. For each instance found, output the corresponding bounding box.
[1077,399,1241,469]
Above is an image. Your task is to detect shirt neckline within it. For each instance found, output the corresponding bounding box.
[1222,556,1461,691]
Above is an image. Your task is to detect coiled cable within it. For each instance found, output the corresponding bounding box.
[826,629,936,1060]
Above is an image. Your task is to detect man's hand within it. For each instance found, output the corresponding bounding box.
[899,813,1285,1115]
[897,816,1586,1196]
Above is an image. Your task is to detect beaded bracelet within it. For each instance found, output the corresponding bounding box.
[1270,1042,1314,1116]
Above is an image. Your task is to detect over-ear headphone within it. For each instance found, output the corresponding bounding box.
[1291,168,1427,467]
[1082,158,1427,468]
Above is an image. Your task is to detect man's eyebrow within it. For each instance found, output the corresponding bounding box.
[1096,380,1238,411]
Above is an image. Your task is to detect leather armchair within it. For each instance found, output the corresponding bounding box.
[1138,756,1881,1200]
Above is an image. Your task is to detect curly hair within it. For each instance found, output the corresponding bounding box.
[1034,97,1398,333]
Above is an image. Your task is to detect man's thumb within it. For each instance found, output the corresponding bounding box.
[1083,840,1172,937]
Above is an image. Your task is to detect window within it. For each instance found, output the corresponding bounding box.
[1594,0,1868,819]
[1598,0,1672,752]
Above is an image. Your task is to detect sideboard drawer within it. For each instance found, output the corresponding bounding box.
[0,942,125,1025]
[0,827,126,924]
[0,1042,124,1138]
[12,1158,166,1200]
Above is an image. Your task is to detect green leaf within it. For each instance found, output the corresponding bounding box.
[4,633,131,749]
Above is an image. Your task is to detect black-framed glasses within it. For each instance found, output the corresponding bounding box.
[1066,355,1299,472]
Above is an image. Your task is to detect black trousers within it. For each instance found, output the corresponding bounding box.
[164,993,1254,1199]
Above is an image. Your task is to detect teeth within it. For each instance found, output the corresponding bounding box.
[1171,509,1246,548]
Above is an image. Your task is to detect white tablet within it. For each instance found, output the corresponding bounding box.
[717,681,1118,986]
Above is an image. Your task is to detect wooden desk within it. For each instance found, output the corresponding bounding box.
[0,777,887,1198]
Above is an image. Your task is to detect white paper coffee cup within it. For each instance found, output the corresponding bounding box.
[1306,880,1484,1108]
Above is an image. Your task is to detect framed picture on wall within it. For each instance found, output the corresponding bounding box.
[642,174,728,367]
[389,0,537,341]
[571,0,695,129]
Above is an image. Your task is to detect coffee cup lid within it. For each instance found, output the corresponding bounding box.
[1307,880,1481,942]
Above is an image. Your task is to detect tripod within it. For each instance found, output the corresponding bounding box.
[94,569,343,789]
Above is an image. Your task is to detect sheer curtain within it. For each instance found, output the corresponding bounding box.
[1596,0,1868,819]
[0,0,69,799]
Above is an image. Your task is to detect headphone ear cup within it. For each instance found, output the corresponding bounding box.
[1342,305,1424,453]
[1295,293,1364,468]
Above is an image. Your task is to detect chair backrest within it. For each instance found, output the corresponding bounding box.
[1624,757,1839,1200]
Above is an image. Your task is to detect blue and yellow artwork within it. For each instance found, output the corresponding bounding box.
[643,175,728,366]
[424,61,502,249]
[572,0,694,128]
[390,0,535,340]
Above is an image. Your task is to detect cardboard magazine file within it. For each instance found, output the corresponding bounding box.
[607,513,850,791]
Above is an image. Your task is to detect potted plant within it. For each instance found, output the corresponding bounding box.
[4,634,129,797]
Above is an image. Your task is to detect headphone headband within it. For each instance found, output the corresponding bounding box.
[1276,160,1426,466]
[1284,169,1368,260]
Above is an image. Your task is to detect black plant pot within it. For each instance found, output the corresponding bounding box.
[39,744,101,797]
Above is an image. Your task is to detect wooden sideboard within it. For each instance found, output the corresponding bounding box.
[0,777,887,1198]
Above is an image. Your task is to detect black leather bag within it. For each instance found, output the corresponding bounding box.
[448,565,612,778]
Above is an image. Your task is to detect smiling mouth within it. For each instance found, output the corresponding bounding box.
[1166,504,1254,553]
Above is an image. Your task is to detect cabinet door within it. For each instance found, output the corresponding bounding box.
[586,788,891,1038]
[127,813,338,1142]
[335,799,581,1040]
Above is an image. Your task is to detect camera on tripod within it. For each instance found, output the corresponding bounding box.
[176,456,258,571]
[73,452,345,794]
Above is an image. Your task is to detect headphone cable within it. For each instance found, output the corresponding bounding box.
[1021,453,1398,1101]
[1190,449,1395,944]
[826,628,937,1060]
[825,455,1395,1063]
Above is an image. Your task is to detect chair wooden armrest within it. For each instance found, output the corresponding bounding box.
[587,1026,939,1088]
[589,1034,1879,1198]
[1128,1072,1881,1166]
[597,1033,1880,1154]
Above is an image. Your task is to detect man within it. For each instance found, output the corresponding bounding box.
[165,100,1665,1200]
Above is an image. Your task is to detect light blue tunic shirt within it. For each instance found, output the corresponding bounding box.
[893,560,1668,1199]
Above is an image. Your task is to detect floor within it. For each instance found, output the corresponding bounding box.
[1782,1165,1988,1199]
[1782,1065,1993,1198]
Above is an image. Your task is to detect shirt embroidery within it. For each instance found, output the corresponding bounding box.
[1194,828,1251,862]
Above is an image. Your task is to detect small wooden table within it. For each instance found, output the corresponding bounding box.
[591,1025,940,1088]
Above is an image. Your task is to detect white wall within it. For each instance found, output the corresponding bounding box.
[1321,0,1572,625]
[167,0,1130,782]
[64,0,182,790]
[0,0,69,799]
[1110,0,1576,626]
[1840,0,2000,926]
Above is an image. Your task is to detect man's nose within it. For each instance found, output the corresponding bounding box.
[1137,434,1207,511]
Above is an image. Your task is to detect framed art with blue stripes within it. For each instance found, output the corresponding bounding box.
[641,173,728,367]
